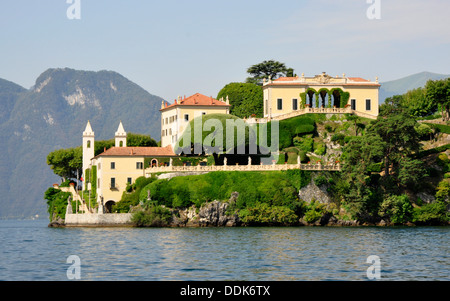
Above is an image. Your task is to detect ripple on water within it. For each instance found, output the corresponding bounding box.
[0,221,449,281]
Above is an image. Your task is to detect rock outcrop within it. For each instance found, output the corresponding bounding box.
[171,192,241,227]
[298,175,333,205]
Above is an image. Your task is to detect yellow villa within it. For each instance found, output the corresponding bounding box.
[262,72,380,119]
[160,93,231,148]
[82,121,175,213]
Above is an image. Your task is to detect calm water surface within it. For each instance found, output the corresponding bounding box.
[0,219,448,281]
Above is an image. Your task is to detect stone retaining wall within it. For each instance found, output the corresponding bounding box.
[65,213,133,227]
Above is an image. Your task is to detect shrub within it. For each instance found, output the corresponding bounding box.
[367,162,382,173]
[435,180,450,202]
[238,202,298,226]
[331,133,346,145]
[412,202,449,225]
[293,136,314,153]
[314,143,326,156]
[302,200,327,223]
[114,176,156,213]
[44,187,71,221]
[415,123,433,140]
[378,194,413,224]
[131,205,172,227]
[314,175,328,187]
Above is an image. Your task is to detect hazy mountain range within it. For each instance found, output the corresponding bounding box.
[0,68,163,219]
[379,71,450,103]
[0,69,448,219]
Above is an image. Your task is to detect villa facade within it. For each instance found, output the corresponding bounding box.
[262,72,380,119]
[160,93,231,147]
[82,121,175,213]
[78,74,380,213]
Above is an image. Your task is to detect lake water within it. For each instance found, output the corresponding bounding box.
[0,219,448,281]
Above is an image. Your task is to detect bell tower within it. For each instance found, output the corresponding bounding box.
[115,121,127,147]
[82,120,95,190]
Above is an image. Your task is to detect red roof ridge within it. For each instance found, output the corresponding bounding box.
[160,93,230,111]
[95,145,175,158]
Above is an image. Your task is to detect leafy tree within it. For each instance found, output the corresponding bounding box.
[245,60,294,85]
[368,101,422,187]
[341,133,385,216]
[217,82,263,118]
[425,78,450,121]
[127,133,157,147]
[402,87,436,117]
[47,147,82,181]
[47,133,157,181]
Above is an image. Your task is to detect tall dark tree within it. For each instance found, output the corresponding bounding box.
[246,60,294,85]
[368,100,423,190]
[341,133,385,216]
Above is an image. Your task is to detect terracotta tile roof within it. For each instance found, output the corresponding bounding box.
[274,76,299,81]
[95,145,175,158]
[347,77,370,82]
[265,76,380,87]
[160,93,230,111]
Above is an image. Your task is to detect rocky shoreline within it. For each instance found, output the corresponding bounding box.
[49,191,448,228]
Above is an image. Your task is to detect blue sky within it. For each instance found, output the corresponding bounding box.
[0,0,449,102]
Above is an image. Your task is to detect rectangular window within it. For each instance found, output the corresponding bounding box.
[277,98,283,110]
[127,177,132,184]
[351,99,356,111]
[292,99,298,110]
[98,163,101,170]
[136,162,143,169]
[184,114,189,121]
[110,178,116,189]
[110,162,115,170]
[366,99,371,111]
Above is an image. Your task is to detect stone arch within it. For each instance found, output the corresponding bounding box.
[105,200,116,213]
[330,88,343,108]
[318,88,329,108]
[306,88,317,107]
[150,158,158,167]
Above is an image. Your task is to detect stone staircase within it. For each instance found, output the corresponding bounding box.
[53,183,93,213]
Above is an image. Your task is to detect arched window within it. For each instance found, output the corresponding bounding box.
[87,140,91,148]
[119,141,123,147]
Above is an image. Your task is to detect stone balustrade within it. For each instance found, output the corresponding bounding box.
[145,162,341,176]
[253,107,377,122]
